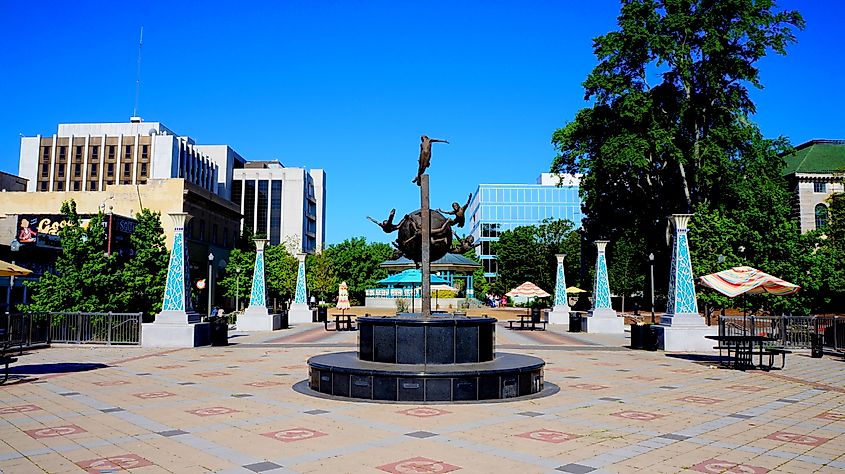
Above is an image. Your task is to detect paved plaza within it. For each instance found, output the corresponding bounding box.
[2,324,845,473]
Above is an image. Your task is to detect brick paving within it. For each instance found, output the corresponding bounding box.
[1,323,844,473]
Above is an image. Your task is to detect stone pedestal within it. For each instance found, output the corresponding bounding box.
[548,254,571,325]
[288,304,315,324]
[142,213,211,348]
[237,306,282,331]
[584,241,623,334]
[656,214,715,351]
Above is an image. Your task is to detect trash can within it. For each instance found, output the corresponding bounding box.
[531,307,541,324]
[569,313,582,332]
[644,325,658,351]
[811,333,824,358]
[209,317,228,346]
[279,311,289,329]
[317,306,328,323]
[630,324,644,349]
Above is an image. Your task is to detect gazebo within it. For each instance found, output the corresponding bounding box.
[379,254,481,299]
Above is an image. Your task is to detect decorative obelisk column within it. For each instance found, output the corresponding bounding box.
[583,240,623,333]
[237,239,282,331]
[548,254,571,325]
[142,213,210,347]
[288,253,315,324]
[653,214,716,351]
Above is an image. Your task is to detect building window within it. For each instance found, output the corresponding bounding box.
[212,223,218,244]
[41,163,49,177]
[90,163,98,176]
[41,146,51,161]
[40,181,48,191]
[75,146,83,160]
[56,181,64,191]
[89,181,98,191]
[124,145,132,159]
[57,163,65,177]
[91,146,99,160]
[140,162,147,176]
[270,180,282,244]
[124,163,131,176]
[72,181,81,191]
[74,163,81,177]
[186,220,194,238]
[108,145,116,159]
[141,144,149,159]
[815,204,829,229]
[107,163,114,177]
[223,227,229,247]
[199,220,206,241]
[814,182,827,193]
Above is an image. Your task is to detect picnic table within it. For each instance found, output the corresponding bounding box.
[325,314,356,331]
[506,310,547,331]
[706,335,790,370]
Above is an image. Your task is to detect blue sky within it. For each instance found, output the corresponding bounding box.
[1,1,842,245]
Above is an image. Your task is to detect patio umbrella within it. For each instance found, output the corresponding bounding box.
[0,260,32,277]
[336,281,351,314]
[699,266,800,297]
[377,269,451,313]
[566,286,587,294]
[506,282,551,310]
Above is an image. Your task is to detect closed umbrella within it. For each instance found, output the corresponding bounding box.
[336,281,351,314]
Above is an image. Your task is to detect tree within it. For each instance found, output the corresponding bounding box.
[117,209,169,320]
[323,237,393,305]
[607,230,646,313]
[306,251,338,303]
[493,219,579,297]
[217,248,255,310]
[265,245,298,304]
[26,201,120,312]
[551,0,804,294]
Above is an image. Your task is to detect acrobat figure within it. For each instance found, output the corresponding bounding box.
[367,209,402,233]
[438,193,472,228]
[451,233,481,253]
[412,135,449,185]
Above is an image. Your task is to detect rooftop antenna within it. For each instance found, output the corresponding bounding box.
[130,26,144,123]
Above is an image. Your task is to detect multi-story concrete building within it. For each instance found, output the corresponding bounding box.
[782,140,845,233]
[16,120,326,253]
[232,161,325,252]
[467,173,582,281]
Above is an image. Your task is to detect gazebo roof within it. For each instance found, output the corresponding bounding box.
[376,269,452,286]
[380,254,482,272]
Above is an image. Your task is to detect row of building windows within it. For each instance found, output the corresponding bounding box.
[185,219,236,247]
[37,143,151,192]
[478,186,579,204]
[476,204,580,222]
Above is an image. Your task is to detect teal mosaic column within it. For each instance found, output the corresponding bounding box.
[592,241,612,310]
[161,213,194,313]
[248,239,269,308]
[665,214,699,316]
[293,253,307,305]
[553,254,568,308]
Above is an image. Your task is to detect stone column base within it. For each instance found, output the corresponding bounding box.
[583,308,624,334]
[141,322,210,348]
[653,324,717,352]
[237,306,282,331]
[288,304,315,324]
[547,305,571,325]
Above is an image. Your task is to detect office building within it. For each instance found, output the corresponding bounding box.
[782,140,845,233]
[232,161,325,252]
[467,173,582,281]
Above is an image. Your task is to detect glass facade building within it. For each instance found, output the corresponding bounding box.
[467,173,582,281]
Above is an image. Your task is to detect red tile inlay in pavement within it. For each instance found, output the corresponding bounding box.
[504,330,593,346]
[670,368,702,374]
[544,367,574,373]
[245,381,284,388]
[262,428,327,443]
[377,456,461,474]
[691,458,768,474]
[725,385,767,393]
[155,365,186,369]
[398,407,451,417]
[816,411,845,421]
[76,454,152,473]
[516,429,581,443]
[133,391,176,399]
[25,424,87,439]
[187,407,239,416]
[0,404,42,414]
[765,431,830,446]
[611,411,665,421]
[570,383,609,391]
[267,326,335,344]
[627,375,660,382]
[93,380,131,386]
[195,371,230,377]
[678,396,724,405]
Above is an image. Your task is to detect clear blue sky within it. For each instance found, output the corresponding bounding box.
[2,1,842,245]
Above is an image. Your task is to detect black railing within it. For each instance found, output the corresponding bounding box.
[1,312,143,348]
[719,315,845,351]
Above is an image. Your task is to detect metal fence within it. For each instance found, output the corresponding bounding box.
[1,312,142,347]
[719,315,845,350]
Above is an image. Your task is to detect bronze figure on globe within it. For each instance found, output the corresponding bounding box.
[367,134,471,318]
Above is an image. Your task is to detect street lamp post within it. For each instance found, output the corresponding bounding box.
[235,267,241,311]
[207,253,214,319]
[5,240,20,315]
[648,252,655,323]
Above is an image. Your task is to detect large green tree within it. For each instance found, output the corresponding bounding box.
[117,209,169,320]
[551,0,804,298]
[323,237,393,305]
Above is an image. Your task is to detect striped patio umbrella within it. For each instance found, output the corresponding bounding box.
[336,281,351,314]
[505,282,551,298]
[699,266,800,297]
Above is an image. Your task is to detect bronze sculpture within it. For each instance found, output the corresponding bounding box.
[367,209,402,233]
[412,135,449,186]
[438,193,472,228]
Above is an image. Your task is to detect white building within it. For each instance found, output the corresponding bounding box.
[232,161,325,252]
